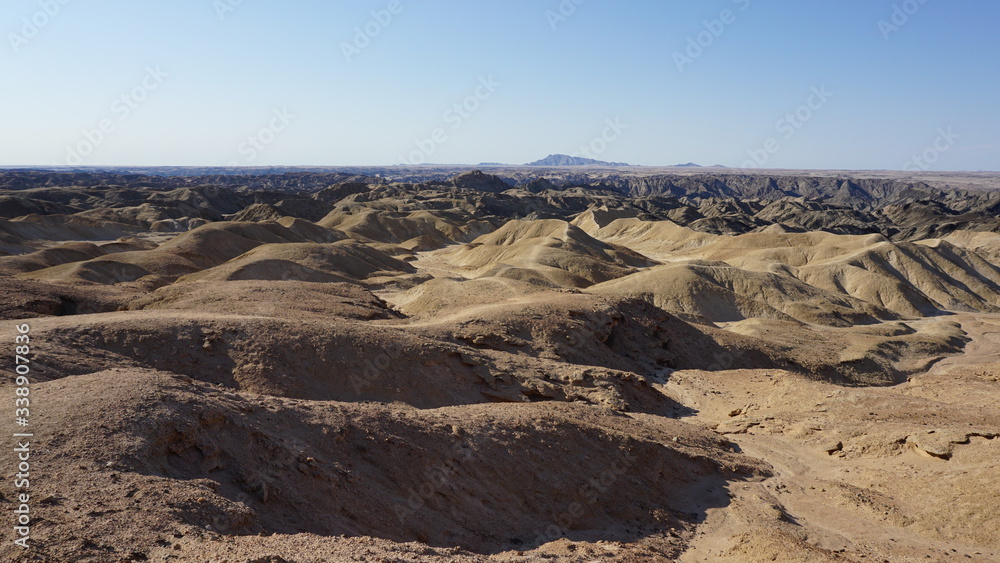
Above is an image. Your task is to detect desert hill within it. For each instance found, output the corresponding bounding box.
[3,168,999,244]
[441,219,657,287]
[0,168,998,561]
[176,241,416,285]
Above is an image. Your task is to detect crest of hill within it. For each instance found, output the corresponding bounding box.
[0,194,77,217]
[318,207,496,250]
[75,202,206,227]
[582,217,1000,320]
[391,276,553,317]
[443,219,658,288]
[796,239,1000,316]
[129,280,401,321]
[274,216,348,243]
[941,230,1000,263]
[29,368,760,555]
[28,308,673,413]
[19,220,347,285]
[19,250,203,285]
[0,276,126,319]
[176,240,415,284]
[0,241,108,275]
[448,170,512,193]
[0,215,142,253]
[753,197,882,235]
[587,260,895,327]
[687,231,891,269]
[313,181,372,203]
[228,203,286,222]
[157,220,341,269]
[392,291,787,377]
[572,214,717,259]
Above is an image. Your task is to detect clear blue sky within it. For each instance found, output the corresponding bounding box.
[2,0,998,170]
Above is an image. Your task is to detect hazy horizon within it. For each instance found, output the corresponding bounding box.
[4,161,1000,174]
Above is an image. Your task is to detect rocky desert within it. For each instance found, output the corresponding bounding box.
[0,167,997,562]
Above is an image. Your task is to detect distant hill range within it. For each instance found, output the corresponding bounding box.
[526,154,631,167]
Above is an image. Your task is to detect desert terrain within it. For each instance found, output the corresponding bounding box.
[0,166,998,562]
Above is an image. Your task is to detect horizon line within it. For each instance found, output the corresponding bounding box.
[1,164,998,174]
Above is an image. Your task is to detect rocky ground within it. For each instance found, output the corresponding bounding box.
[0,168,997,562]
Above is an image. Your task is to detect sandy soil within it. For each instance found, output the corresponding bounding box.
[1,179,998,561]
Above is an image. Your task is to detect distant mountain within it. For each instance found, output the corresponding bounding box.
[672,163,702,168]
[525,154,630,167]
[478,162,508,166]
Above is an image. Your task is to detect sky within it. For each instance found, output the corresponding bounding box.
[2,0,998,170]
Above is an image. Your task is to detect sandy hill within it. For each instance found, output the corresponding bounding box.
[581,217,1000,321]
[797,239,1000,316]
[0,241,108,275]
[443,219,657,288]
[0,214,142,249]
[177,241,415,284]
[229,202,287,222]
[587,260,893,327]
[3,367,760,560]
[128,280,401,321]
[17,220,351,285]
[390,276,554,317]
[941,230,1000,263]
[19,250,202,285]
[275,216,348,243]
[0,276,126,318]
[573,215,717,259]
[691,231,890,269]
[156,221,333,268]
[319,208,496,250]
[25,308,675,414]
